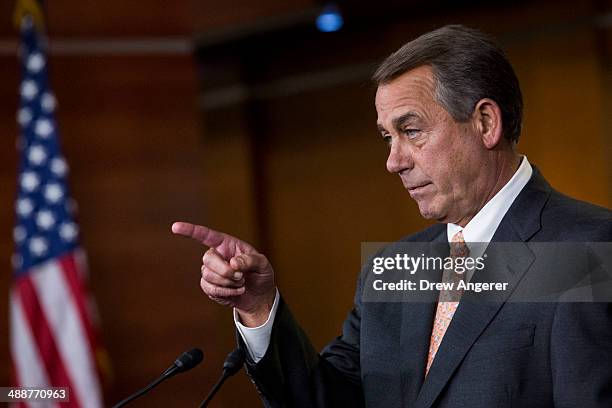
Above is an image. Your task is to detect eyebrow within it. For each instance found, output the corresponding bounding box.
[377,111,421,133]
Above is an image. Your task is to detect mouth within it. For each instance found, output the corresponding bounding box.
[406,182,432,197]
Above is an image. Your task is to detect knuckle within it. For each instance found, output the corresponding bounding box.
[203,268,234,286]
[210,286,224,297]
[200,277,209,292]
[219,267,234,278]
[208,272,227,286]
[201,269,214,282]
[202,248,216,263]
[201,278,222,298]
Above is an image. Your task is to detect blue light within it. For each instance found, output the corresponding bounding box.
[316,6,343,33]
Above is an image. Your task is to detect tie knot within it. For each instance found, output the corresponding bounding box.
[450,231,469,258]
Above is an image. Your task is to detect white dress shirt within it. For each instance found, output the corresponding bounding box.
[447,156,532,280]
[234,289,280,362]
[236,156,533,363]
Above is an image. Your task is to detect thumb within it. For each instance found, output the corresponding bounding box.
[230,253,267,273]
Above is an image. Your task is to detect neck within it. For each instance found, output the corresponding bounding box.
[454,152,521,227]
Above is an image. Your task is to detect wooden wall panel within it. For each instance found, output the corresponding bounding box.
[261,84,432,348]
[0,1,610,407]
[511,31,610,207]
[1,0,317,37]
[0,46,20,397]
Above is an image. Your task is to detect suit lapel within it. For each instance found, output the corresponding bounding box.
[413,168,551,408]
[399,231,448,406]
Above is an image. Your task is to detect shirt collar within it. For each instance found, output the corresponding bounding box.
[447,156,533,247]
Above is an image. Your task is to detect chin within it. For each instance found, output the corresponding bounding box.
[416,198,450,222]
[416,203,440,220]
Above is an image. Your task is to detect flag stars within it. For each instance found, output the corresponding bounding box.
[17,107,32,126]
[21,171,40,192]
[44,183,63,203]
[26,52,45,73]
[35,118,53,138]
[41,92,56,112]
[60,222,79,242]
[15,32,82,269]
[29,236,48,257]
[16,198,34,217]
[13,226,27,243]
[28,144,47,166]
[51,157,68,177]
[21,79,38,100]
[36,210,56,230]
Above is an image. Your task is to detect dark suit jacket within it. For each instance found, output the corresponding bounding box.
[242,169,612,407]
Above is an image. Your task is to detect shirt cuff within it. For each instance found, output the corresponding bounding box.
[233,288,280,363]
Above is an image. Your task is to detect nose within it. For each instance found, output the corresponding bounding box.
[386,139,414,174]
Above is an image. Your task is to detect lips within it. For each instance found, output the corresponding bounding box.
[407,182,431,191]
[406,182,432,197]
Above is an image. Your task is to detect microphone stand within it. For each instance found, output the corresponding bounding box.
[199,347,245,408]
[112,348,203,408]
[113,367,174,408]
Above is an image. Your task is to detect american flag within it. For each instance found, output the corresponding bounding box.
[10,15,106,408]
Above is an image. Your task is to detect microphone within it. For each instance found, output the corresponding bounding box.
[112,348,204,408]
[199,347,246,407]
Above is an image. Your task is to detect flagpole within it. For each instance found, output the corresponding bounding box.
[13,0,45,31]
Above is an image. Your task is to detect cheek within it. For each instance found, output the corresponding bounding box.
[416,143,455,191]
[431,129,475,188]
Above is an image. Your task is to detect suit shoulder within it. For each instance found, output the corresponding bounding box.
[542,190,612,240]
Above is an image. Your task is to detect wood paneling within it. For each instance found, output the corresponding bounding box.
[0,0,610,407]
[0,0,316,37]
[511,30,610,207]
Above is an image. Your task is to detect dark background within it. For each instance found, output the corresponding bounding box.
[0,0,610,406]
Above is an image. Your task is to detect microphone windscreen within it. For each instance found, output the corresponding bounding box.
[174,348,204,373]
[223,347,245,376]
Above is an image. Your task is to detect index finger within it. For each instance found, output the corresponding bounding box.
[171,221,226,248]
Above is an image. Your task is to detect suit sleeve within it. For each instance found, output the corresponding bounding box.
[240,279,365,408]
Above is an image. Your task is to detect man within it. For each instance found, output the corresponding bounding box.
[173,25,612,407]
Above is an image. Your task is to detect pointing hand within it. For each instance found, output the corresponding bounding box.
[172,222,276,326]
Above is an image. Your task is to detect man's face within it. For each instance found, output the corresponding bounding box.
[375,65,486,225]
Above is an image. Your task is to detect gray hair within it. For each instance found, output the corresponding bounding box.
[373,25,523,143]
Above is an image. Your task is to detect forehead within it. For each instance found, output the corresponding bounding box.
[375,65,439,123]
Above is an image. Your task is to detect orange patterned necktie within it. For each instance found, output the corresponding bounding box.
[425,230,469,375]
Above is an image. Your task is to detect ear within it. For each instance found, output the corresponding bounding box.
[473,98,503,149]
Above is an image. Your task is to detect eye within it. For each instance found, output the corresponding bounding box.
[381,133,392,145]
[404,129,421,139]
